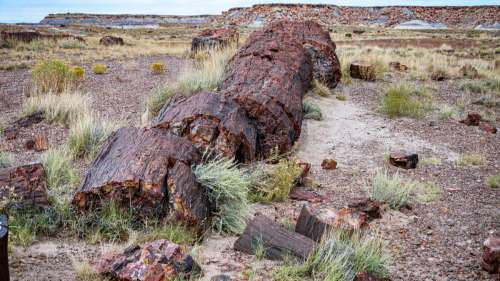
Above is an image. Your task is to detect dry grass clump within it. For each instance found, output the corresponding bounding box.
[41,148,79,192]
[143,85,176,121]
[379,84,432,118]
[486,175,500,188]
[67,113,117,159]
[0,151,14,168]
[32,59,75,94]
[312,79,332,97]
[71,258,99,281]
[303,100,323,121]
[58,38,86,50]
[457,153,486,166]
[71,66,85,79]
[92,64,107,74]
[192,152,251,234]
[416,182,442,203]
[365,170,416,209]
[150,62,165,74]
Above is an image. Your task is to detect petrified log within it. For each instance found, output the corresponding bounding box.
[0,163,49,206]
[350,61,376,81]
[289,187,328,203]
[153,91,256,162]
[99,35,124,46]
[482,236,500,274]
[191,28,239,52]
[234,213,316,261]
[0,31,85,44]
[3,111,45,140]
[389,153,418,169]
[348,197,382,221]
[73,127,210,226]
[94,239,199,280]
[220,21,313,158]
[0,214,8,281]
[295,204,366,242]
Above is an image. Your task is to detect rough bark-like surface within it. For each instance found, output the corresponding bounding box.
[295,204,366,242]
[153,91,257,162]
[350,61,376,81]
[3,111,45,140]
[482,236,500,274]
[389,153,418,169]
[0,163,49,206]
[95,239,200,281]
[191,28,239,51]
[73,127,209,226]
[0,214,8,281]
[99,35,124,46]
[348,197,382,221]
[220,21,313,158]
[234,213,317,261]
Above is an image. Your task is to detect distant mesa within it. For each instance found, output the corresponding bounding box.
[393,20,448,30]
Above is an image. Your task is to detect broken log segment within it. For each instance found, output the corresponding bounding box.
[3,111,45,140]
[72,127,210,227]
[0,163,49,206]
[153,91,257,162]
[234,213,317,261]
[0,214,8,281]
[295,204,366,242]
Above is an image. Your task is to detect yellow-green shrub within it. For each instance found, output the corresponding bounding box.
[150,62,165,74]
[71,66,85,79]
[32,59,74,94]
[92,64,107,75]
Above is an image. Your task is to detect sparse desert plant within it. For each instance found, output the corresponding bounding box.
[71,66,85,79]
[303,100,323,121]
[420,157,442,166]
[150,62,165,74]
[58,38,85,49]
[416,182,442,203]
[312,79,331,97]
[365,170,416,209]
[41,148,79,191]
[379,84,432,118]
[71,257,99,281]
[137,223,197,245]
[22,92,89,126]
[437,104,457,120]
[486,175,500,188]
[92,64,107,74]
[67,113,117,159]
[336,94,347,101]
[192,152,251,234]
[250,158,304,203]
[0,151,14,168]
[144,84,176,120]
[457,153,486,166]
[32,59,75,94]
[9,207,55,246]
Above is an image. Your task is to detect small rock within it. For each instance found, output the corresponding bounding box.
[389,153,418,169]
[353,29,365,35]
[348,197,382,221]
[482,236,500,274]
[460,112,482,126]
[354,271,388,281]
[495,60,500,71]
[321,159,337,170]
[479,122,497,134]
[345,33,352,38]
[99,35,124,46]
[458,64,479,78]
[430,70,449,81]
[191,28,238,52]
[211,274,232,281]
[26,135,49,151]
[389,61,408,72]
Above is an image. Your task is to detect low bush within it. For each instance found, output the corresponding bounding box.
[71,66,85,79]
[192,152,251,234]
[71,258,99,281]
[457,153,486,166]
[58,38,85,49]
[32,59,75,94]
[67,113,117,159]
[303,100,323,121]
[437,104,457,120]
[416,182,442,203]
[22,92,88,126]
[365,170,416,209]
[137,223,197,245]
[144,84,176,120]
[150,62,165,74]
[41,148,79,191]
[92,64,107,74]
[379,84,432,118]
[336,94,347,101]
[312,79,331,97]
[487,175,500,188]
[0,151,13,168]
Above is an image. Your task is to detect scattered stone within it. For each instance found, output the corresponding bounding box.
[191,28,239,51]
[348,197,382,221]
[321,159,337,170]
[3,111,45,140]
[289,187,328,203]
[479,122,498,134]
[353,29,365,34]
[211,275,232,281]
[350,61,376,81]
[458,64,479,78]
[430,70,449,81]
[25,135,49,152]
[495,60,500,71]
[295,204,367,242]
[389,153,419,169]
[99,35,124,46]
[460,112,482,126]
[389,61,409,71]
[482,236,500,274]
[0,163,49,206]
[345,33,352,38]
[94,239,200,281]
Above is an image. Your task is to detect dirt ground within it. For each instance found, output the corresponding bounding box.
[1,26,499,281]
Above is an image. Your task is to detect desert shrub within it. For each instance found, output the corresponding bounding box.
[0,151,14,168]
[250,158,304,203]
[312,79,331,97]
[457,153,486,166]
[32,59,75,94]
[71,66,85,79]
[67,113,117,159]
[150,62,165,74]
[437,104,457,120]
[22,92,88,126]
[336,94,347,101]
[92,64,107,74]
[487,175,500,188]
[416,182,442,203]
[41,149,79,191]
[379,84,432,118]
[137,223,197,245]
[365,170,416,209]
[192,152,251,234]
[9,207,57,246]
[144,84,176,120]
[71,258,99,281]
[303,100,323,121]
[58,38,85,49]
[462,78,500,95]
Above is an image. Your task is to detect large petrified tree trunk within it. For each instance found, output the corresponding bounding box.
[234,213,317,261]
[72,127,210,227]
[0,163,48,206]
[153,91,257,162]
[0,214,8,281]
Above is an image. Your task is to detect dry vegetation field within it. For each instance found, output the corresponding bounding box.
[0,22,499,281]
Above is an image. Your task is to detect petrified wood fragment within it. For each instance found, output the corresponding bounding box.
[0,163,49,206]
[234,213,317,261]
[191,28,239,51]
[73,127,209,226]
[220,21,313,158]
[95,239,199,281]
[389,153,418,169]
[99,35,124,46]
[153,91,256,162]
[3,111,45,140]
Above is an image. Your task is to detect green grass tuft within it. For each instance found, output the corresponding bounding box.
[92,64,107,74]
[0,151,14,168]
[303,100,323,121]
[312,79,331,97]
[486,175,500,188]
[379,84,432,118]
[67,113,117,159]
[144,84,176,120]
[457,153,486,166]
[365,170,416,209]
[41,148,79,191]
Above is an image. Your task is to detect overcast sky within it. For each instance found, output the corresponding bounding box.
[1,0,499,23]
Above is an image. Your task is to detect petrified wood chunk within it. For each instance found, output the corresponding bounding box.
[95,239,199,281]
[25,135,49,151]
[295,204,366,242]
[321,159,337,170]
[389,153,418,169]
[153,91,256,162]
[220,21,313,158]
[348,197,382,221]
[0,163,49,206]
[460,112,482,126]
[3,111,45,140]
[99,35,124,46]
[350,61,376,81]
[191,28,239,51]
[73,127,210,226]
[482,236,500,274]
[0,214,8,281]
[234,213,317,261]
